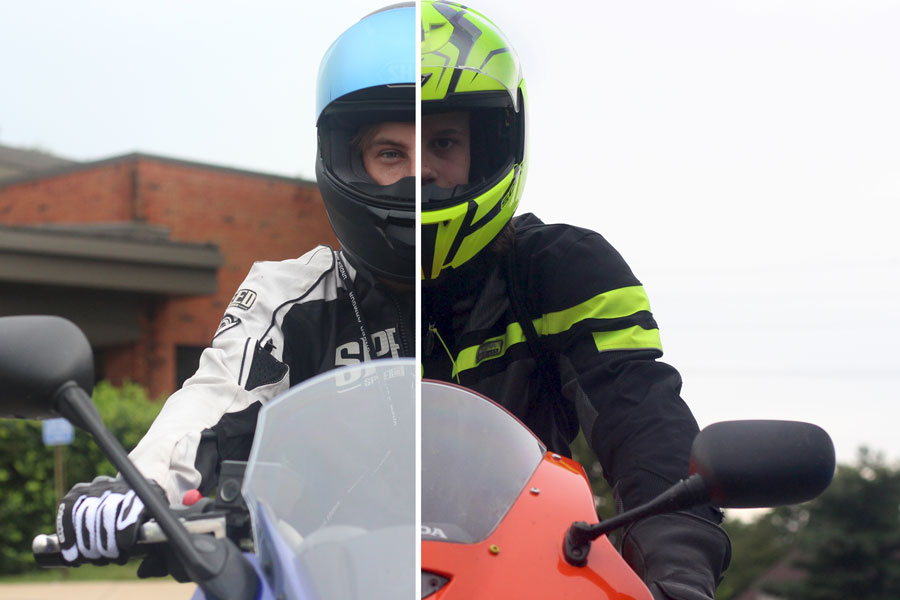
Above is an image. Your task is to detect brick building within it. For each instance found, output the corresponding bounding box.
[0,145,337,398]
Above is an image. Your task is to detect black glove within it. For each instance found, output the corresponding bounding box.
[137,548,192,582]
[622,512,731,600]
[57,476,162,565]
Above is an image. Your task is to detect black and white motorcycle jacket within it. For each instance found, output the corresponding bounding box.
[129,246,413,503]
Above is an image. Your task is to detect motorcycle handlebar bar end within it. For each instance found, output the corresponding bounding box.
[32,534,67,568]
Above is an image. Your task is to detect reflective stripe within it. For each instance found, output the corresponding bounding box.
[593,326,661,353]
[453,285,661,376]
[540,286,652,336]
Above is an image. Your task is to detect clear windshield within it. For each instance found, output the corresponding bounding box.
[421,380,545,544]
[243,360,415,600]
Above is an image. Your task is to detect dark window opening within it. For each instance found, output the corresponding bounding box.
[176,346,206,390]
[92,348,106,385]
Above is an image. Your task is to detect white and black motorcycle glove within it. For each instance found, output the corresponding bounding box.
[622,512,732,600]
[57,476,161,565]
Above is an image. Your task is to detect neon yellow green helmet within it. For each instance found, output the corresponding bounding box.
[421,0,527,281]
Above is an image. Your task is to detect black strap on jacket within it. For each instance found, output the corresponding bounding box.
[504,235,577,456]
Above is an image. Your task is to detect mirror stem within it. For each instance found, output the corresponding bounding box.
[563,473,708,567]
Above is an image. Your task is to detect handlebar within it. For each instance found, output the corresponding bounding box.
[32,515,228,567]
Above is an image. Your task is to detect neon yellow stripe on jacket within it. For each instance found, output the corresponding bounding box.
[540,285,652,335]
[451,285,662,377]
[593,326,662,353]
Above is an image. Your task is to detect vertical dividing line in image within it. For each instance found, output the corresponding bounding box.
[414,1,424,598]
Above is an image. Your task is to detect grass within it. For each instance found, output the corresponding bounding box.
[0,562,142,583]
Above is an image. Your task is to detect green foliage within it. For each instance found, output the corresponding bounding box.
[770,449,900,600]
[718,449,900,600]
[569,431,617,520]
[716,505,803,598]
[0,382,162,576]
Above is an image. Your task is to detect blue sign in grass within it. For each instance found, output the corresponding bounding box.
[42,418,74,446]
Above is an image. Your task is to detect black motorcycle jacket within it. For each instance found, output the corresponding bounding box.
[422,214,730,596]
[422,212,726,517]
[130,246,413,502]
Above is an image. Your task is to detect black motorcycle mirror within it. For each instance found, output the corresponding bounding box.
[0,315,258,599]
[564,419,835,566]
[0,315,94,424]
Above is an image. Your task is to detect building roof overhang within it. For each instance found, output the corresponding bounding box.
[0,223,223,295]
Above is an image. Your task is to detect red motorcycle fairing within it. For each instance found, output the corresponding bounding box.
[422,450,652,599]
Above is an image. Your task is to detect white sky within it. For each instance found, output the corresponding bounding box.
[481,0,900,467]
[2,0,898,464]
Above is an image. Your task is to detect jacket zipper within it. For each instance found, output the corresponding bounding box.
[387,290,411,358]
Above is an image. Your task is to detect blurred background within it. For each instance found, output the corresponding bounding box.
[469,0,900,467]
[4,0,896,461]
[2,1,899,598]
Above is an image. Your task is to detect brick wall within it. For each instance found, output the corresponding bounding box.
[0,161,135,222]
[0,155,337,397]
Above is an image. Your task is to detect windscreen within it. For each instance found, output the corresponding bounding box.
[244,359,415,600]
[421,380,545,543]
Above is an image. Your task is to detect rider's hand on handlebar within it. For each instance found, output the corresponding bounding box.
[57,476,165,565]
[622,512,731,600]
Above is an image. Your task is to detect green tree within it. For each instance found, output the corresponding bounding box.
[719,450,900,600]
[0,382,162,575]
[717,505,805,598]
[569,430,617,520]
[773,449,900,600]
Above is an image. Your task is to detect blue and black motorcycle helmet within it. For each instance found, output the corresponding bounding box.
[315,3,416,283]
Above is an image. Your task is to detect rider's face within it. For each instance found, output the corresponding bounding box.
[358,112,471,188]
[422,112,470,189]
[360,121,416,186]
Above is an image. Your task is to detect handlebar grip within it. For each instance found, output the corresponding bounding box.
[32,515,228,567]
[31,531,152,567]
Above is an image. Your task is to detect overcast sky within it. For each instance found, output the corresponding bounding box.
[2,0,898,466]
[479,0,900,468]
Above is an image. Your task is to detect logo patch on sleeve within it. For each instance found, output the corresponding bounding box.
[229,289,257,311]
[475,339,504,364]
[214,314,241,338]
